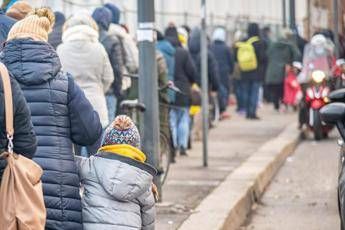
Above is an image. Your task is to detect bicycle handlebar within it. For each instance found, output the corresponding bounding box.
[120,99,146,112]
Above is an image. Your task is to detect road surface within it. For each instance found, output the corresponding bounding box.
[241,133,340,230]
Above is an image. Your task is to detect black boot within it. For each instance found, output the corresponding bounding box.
[180,147,188,156]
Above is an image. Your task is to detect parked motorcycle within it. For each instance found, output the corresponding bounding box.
[320,89,345,230]
[304,70,332,140]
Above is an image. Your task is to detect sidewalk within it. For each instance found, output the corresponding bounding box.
[156,105,296,229]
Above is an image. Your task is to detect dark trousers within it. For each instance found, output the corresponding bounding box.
[268,84,284,110]
[242,79,260,118]
[234,79,245,111]
[218,84,229,113]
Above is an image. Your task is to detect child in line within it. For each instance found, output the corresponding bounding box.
[283,61,303,110]
[76,115,156,230]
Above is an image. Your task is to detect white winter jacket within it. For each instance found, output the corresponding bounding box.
[57,25,113,127]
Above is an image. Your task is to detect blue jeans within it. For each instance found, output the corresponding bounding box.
[234,79,245,111]
[169,107,190,149]
[106,94,117,124]
[242,79,260,118]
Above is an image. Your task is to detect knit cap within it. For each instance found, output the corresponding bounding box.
[6,1,33,20]
[102,115,141,148]
[7,7,55,42]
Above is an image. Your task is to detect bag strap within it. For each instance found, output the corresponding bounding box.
[0,62,14,153]
[247,36,260,44]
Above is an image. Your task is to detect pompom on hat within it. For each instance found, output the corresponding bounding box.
[7,7,55,42]
[102,115,141,148]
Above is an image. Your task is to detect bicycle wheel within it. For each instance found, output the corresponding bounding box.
[159,131,172,185]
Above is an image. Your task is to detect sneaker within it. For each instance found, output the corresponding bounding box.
[220,112,231,120]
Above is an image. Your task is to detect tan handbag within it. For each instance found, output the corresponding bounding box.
[0,63,46,230]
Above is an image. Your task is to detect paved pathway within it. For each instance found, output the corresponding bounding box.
[156,105,296,229]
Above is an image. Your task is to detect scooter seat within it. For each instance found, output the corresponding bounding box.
[329,89,345,103]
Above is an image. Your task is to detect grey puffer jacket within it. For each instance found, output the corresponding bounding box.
[77,152,156,230]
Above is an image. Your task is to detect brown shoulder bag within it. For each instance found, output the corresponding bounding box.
[0,62,46,230]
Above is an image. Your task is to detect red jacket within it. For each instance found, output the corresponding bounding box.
[283,70,302,105]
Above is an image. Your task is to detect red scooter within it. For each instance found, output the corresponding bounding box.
[305,70,332,140]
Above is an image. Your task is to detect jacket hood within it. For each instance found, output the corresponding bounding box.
[62,25,99,43]
[54,11,65,27]
[212,28,226,42]
[156,40,175,56]
[188,27,201,54]
[108,23,126,39]
[165,26,180,47]
[104,3,120,24]
[1,38,61,85]
[92,6,112,31]
[92,154,153,201]
[247,23,260,38]
[63,14,98,34]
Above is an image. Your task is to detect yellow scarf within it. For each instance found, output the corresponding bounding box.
[98,144,146,163]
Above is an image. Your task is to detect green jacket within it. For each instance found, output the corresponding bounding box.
[265,39,301,85]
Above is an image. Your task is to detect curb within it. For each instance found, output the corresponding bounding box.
[178,123,300,230]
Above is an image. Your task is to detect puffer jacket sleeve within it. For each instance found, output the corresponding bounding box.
[138,188,156,230]
[67,74,102,146]
[100,46,114,94]
[11,77,37,157]
[184,50,198,85]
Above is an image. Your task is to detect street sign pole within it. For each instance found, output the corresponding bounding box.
[333,0,340,58]
[289,0,296,30]
[137,0,161,196]
[282,0,287,27]
[201,0,209,167]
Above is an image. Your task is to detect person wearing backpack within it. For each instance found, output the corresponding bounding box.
[2,8,103,229]
[92,6,124,122]
[235,23,267,120]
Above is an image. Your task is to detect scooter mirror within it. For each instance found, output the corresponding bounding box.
[329,89,345,103]
[321,103,345,141]
[336,59,345,66]
[320,103,345,124]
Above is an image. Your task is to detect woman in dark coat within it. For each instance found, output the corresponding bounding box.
[188,27,220,93]
[1,8,102,230]
[165,26,198,156]
[210,27,234,118]
[0,74,37,178]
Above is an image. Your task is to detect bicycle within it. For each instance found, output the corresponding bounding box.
[120,74,182,185]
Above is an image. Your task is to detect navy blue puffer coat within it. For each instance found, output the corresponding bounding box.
[1,38,102,230]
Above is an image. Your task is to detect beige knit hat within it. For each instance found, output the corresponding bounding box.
[7,7,55,42]
[6,1,33,20]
